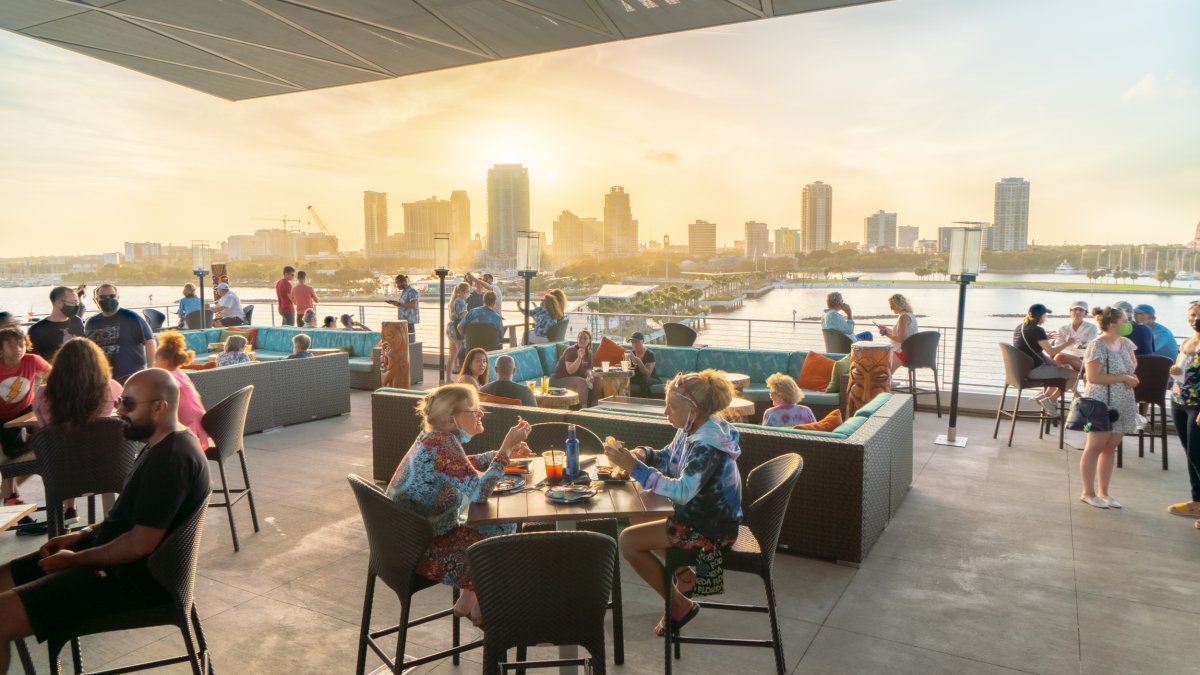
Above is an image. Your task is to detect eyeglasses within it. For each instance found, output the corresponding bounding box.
[455,408,484,417]
[117,397,162,411]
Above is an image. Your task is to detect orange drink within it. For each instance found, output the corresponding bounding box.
[543,450,565,482]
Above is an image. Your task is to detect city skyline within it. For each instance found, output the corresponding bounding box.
[1,0,1197,256]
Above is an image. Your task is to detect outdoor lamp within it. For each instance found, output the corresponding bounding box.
[936,225,984,448]
[191,241,210,329]
[948,227,982,279]
[434,232,450,384]
[517,231,541,345]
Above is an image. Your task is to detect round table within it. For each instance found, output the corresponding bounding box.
[593,369,633,398]
[722,372,750,391]
[723,397,755,421]
[535,389,579,410]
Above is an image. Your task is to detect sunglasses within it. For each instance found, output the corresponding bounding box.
[117,397,162,411]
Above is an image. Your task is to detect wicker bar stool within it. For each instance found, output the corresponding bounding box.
[200,385,259,552]
[33,417,139,538]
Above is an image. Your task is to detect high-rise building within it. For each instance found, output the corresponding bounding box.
[449,190,471,248]
[363,191,389,256]
[992,177,1030,251]
[402,196,453,261]
[552,210,603,261]
[897,225,920,251]
[603,186,638,255]
[863,210,897,251]
[937,226,954,253]
[487,164,530,260]
[774,227,801,254]
[688,220,717,258]
[801,181,833,252]
[744,221,770,259]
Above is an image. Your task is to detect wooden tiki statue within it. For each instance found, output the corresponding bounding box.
[847,343,892,417]
[379,320,411,389]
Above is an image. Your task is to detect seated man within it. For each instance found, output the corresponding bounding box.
[286,333,314,359]
[480,355,537,407]
[627,331,661,398]
[1133,303,1179,361]
[339,314,371,331]
[458,291,504,348]
[210,283,245,327]
[1014,303,1078,416]
[1053,300,1097,374]
[820,291,873,342]
[1113,301,1154,355]
[0,369,210,672]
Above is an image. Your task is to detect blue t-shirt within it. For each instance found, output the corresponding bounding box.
[1150,322,1179,360]
[458,306,504,342]
[85,308,154,380]
[177,296,202,318]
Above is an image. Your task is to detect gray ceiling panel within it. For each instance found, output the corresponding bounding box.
[1,0,886,100]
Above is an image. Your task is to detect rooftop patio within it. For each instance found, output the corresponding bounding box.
[4,373,1199,674]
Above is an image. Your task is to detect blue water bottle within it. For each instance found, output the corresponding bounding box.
[565,424,580,482]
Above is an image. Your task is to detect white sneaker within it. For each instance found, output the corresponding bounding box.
[1037,397,1058,416]
[1080,495,1109,509]
[1104,496,1123,509]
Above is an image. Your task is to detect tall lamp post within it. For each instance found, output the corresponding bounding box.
[516,231,541,345]
[434,233,450,385]
[934,225,983,447]
[191,241,210,329]
[663,235,669,280]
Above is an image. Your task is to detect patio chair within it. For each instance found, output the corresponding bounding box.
[663,452,803,675]
[463,323,502,355]
[663,322,697,347]
[469,530,616,674]
[543,318,570,344]
[23,498,214,675]
[242,305,254,325]
[200,385,259,552]
[346,474,480,674]
[993,343,1066,449]
[893,331,942,418]
[1131,354,1172,470]
[184,310,214,330]
[33,417,139,538]
[821,329,853,354]
[142,308,167,332]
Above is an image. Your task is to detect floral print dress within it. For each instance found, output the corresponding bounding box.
[1083,337,1139,434]
[447,297,468,339]
[385,430,514,589]
[1172,351,1200,409]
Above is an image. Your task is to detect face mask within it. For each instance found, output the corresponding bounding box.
[1191,319,1200,334]
[98,298,119,313]
[1119,322,1133,336]
[453,419,474,444]
[61,304,78,317]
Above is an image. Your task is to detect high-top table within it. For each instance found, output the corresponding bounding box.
[1,503,36,534]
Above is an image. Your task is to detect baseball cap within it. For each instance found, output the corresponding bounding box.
[1028,303,1052,316]
[1113,301,1133,314]
[630,331,645,341]
[215,282,230,290]
[1069,300,1088,311]
[1133,303,1156,317]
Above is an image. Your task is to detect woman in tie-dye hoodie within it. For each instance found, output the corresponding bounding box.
[604,369,743,636]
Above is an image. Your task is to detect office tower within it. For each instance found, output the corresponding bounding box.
[937,226,954,253]
[688,220,717,258]
[552,210,604,261]
[299,233,339,257]
[992,177,1030,251]
[801,181,833,252]
[402,196,453,261]
[774,227,801,254]
[364,191,389,256]
[745,221,770,259]
[980,223,996,250]
[603,186,638,255]
[897,225,920,250]
[863,210,897,251]
[450,190,471,245]
[487,164,530,260]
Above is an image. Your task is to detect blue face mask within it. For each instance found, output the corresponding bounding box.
[453,420,473,444]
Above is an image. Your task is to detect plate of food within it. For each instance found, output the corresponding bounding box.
[545,486,597,503]
[596,466,631,483]
[546,387,569,396]
[494,476,526,494]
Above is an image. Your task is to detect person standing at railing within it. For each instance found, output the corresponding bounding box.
[291,270,319,324]
[446,282,470,382]
[385,274,419,344]
[1168,300,1200,521]
[28,286,84,361]
[275,266,296,327]
[821,291,872,343]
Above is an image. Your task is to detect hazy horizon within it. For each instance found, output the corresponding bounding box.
[1,0,1197,257]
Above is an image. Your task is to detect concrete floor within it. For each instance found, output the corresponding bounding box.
[3,384,1199,674]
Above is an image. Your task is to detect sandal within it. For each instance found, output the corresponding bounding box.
[675,566,697,598]
[653,601,700,637]
[1168,502,1200,517]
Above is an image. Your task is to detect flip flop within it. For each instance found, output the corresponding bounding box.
[675,567,697,598]
[653,601,700,637]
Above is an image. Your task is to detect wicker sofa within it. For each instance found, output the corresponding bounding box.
[188,352,351,434]
[371,388,912,564]
[178,326,422,389]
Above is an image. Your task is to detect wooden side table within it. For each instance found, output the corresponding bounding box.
[593,369,633,398]
[535,389,579,409]
[722,372,750,392]
[724,397,755,422]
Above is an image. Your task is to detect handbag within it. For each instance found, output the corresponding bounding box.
[1066,343,1121,432]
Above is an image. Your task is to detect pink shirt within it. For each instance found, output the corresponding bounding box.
[170,368,209,448]
[33,379,123,426]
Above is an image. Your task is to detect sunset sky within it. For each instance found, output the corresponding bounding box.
[1,0,1198,258]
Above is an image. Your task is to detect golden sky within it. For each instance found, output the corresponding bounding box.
[1,0,1198,257]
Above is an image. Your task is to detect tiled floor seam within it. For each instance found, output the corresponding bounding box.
[809,624,1045,675]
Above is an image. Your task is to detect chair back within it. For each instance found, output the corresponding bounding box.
[243,305,255,325]
[200,385,254,463]
[900,331,940,370]
[469,531,615,650]
[663,322,698,347]
[1134,354,1173,404]
[821,329,853,354]
[544,318,570,343]
[998,343,1036,388]
[464,323,501,352]
[146,497,210,609]
[347,474,434,597]
[142,308,166,332]
[743,453,803,559]
[185,310,214,330]
[34,417,139,535]
[524,422,604,456]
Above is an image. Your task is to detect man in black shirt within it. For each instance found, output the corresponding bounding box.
[28,286,85,361]
[0,369,209,671]
[1013,303,1078,416]
[627,331,661,398]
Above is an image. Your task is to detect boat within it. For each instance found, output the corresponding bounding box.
[1054,260,1076,274]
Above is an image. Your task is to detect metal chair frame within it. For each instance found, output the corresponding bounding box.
[821,329,853,354]
[893,331,942,418]
[200,385,259,552]
[993,343,1066,449]
[142,308,167,332]
[662,322,698,347]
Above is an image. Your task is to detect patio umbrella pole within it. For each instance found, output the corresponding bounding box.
[935,273,975,447]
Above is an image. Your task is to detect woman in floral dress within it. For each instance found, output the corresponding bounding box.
[386,384,532,625]
[445,282,470,382]
[1079,306,1139,509]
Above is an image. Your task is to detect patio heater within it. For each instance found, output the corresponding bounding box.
[191,241,210,329]
[516,231,541,345]
[934,226,983,447]
[434,233,450,385]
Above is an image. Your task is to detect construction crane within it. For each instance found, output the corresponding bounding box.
[306,205,347,261]
[252,215,302,233]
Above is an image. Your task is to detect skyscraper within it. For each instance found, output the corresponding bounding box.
[744,221,770,259]
[486,164,529,260]
[992,177,1030,251]
[801,181,833,253]
[603,186,638,255]
[688,220,717,258]
[363,191,388,256]
[402,197,453,261]
[897,225,920,250]
[552,210,603,261]
[449,190,471,246]
[774,227,801,254]
[863,210,897,251]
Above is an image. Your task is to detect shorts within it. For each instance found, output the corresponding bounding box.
[1028,363,1075,381]
[894,350,907,365]
[1,406,32,458]
[10,548,170,642]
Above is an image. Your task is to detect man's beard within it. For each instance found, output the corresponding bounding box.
[122,419,155,441]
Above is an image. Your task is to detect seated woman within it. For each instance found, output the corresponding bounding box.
[153,330,208,447]
[761,373,815,427]
[550,329,597,407]
[340,314,371,331]
[455,347,490,390]
[519,293,565,344]
[215,334,251,367]
[385,384,532,626]
[176,283,202,329]
[32,337,123,523]
[322,315,337,329]
[604,370,744,636]
[880,293,919,374]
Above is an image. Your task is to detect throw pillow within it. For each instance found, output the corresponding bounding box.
[825,354,852,393]
[479,392,523,406]
[797,352,836,391]
[181,360,218,371]
[594,336,626,367]
[229,326,259,349]
[794,409,842,432]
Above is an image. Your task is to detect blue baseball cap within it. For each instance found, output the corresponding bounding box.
[1133,303,1156,317]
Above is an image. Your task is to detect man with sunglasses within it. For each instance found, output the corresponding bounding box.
[84,283,156,383]
[0,369,210,672]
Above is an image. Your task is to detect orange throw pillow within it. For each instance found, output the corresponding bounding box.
[794,409,842,432]
[796,352,836,391]
[229,326,258,349]
[181,361,218,371]
[594,336,626,366]
[479,392,523,406]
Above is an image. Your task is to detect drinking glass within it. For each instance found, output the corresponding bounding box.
[621,359,631,372]
[600,361,610,372]
[541,375,550,393]
[543,450,565,482]
[527,380,536,391]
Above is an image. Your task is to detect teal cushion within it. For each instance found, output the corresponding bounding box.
[696,348,790,384]
[309,328,380,357]
[742,385,836,406]
[534,344,558,376]
[650,346,698,381]
[853,393,894,418]
[181,330,212,354]
[348,357,376,373]
[254,351,290,361]
[833,415,869,436]
[488,347,545,383]
[258,327,300,353]
[733,422,846,439]
[741,385,772,403]
[377,387,424,395]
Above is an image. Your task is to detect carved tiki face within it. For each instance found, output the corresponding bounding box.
[847,344,892,416]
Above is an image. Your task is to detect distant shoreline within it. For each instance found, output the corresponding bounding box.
[777,280,1197,295]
